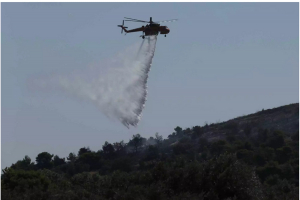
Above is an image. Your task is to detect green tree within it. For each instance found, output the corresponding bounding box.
[256,161,281,182]
[201,154,264,200]
[152,162,167,182]
[173,142,192,155]
[2,168,50,193]
[267,131,285,149]
[53,155,66,167]
[11,156,35,171]
[244,141,253,150]
[183,128,192,136]
[102,141,115,159]
[111,157,133,172]
[168,132,177,140]
[236,149,254,165]
[280,163,294,180]
[77,152,101,170]
[276,146,292,164]
[198,137,208,152]
[145,145,159,160]
[155,132,163,145]
[128,134,146,153]
[174,126,183,137]
[244,123,252,137]
[36,152,54,169]
[147,136,156,146]
[113,140,126,156]
[78,147,91,156]
[210,140,231,156]
[253,153,266,166]
[192,126,203,139]
[258,129,269,143]
[223,121,239,135]
[67,152,77,162]
[226,135,236,143]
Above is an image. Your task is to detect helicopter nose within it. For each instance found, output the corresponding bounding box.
[166,28,170,33]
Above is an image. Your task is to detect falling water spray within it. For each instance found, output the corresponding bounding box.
[31,36,157,128]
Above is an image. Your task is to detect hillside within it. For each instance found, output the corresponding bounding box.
[200,103,299,142]
[2,103,299,200]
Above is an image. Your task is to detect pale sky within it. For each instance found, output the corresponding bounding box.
[2,2,299,169]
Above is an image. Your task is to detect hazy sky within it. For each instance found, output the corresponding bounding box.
[2,3,298,169]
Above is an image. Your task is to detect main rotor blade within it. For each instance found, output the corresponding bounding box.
[124,17,148,22]
[124,19,149,23]
[124,17,139,20]
[155,19,178,23]
[125,20,149,23]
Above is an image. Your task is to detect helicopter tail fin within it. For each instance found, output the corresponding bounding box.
[117,20,128,34]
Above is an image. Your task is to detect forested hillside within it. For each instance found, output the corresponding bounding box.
[2,103,299,200]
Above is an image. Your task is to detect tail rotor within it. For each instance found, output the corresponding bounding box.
[117,20,128,34]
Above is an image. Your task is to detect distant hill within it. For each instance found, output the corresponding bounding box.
[2,103,299,200]
[199,103,299,142]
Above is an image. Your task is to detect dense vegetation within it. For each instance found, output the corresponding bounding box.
[2,103,299,200]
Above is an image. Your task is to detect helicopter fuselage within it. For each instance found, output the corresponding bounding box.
[121,24,170,36]
[144,25,170,36]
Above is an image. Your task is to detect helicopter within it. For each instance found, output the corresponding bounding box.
[118,17,178,39]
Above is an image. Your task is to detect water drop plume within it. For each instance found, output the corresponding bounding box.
[31,36,157,128]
